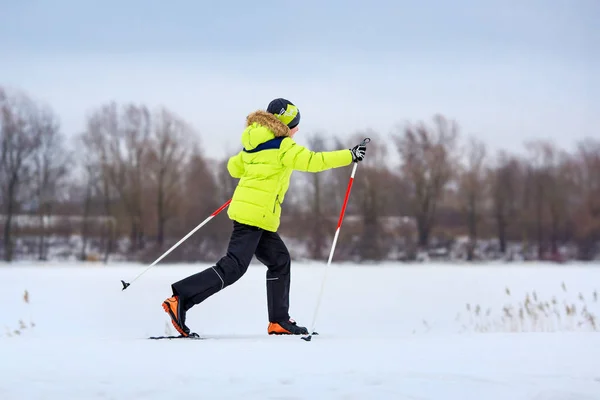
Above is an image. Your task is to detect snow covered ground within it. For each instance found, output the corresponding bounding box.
[1,261,600,399]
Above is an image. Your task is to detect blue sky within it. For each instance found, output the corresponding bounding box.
[1,0,598,160]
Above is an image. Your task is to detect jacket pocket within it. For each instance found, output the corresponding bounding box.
[273,195,279,214]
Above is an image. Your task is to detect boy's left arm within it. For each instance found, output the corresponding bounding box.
[279,138,352,172]
[227,151,245,178]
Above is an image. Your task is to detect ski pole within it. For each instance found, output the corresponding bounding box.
[120,198,232,290]
[302,137,370,341]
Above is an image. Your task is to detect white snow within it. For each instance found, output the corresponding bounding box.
[1,261,600,399]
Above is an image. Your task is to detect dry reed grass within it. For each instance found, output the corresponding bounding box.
[457,282,598,333]
[4,290,36,337]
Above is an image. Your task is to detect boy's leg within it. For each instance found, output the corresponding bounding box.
[255,231,308,335]
[163,221,263,336]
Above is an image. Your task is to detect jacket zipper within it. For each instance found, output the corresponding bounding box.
[273,195,279,213]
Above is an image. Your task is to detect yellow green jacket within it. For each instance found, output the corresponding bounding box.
[227,110,353,232]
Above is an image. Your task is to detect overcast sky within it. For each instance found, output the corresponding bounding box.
[1,0,598,160]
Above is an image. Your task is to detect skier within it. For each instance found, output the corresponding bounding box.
[162,98,367,337]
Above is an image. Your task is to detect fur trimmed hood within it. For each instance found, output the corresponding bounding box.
[246,110,290,138]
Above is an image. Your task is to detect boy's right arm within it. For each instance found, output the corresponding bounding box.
[227,151,245,178]
[279,138,353,172]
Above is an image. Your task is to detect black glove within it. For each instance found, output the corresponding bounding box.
[350,143,367,162]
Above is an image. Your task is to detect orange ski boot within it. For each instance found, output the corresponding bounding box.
[162,296,190,337]
[268,318,309,335]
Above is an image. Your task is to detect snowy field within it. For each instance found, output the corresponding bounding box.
[1,261,600,400]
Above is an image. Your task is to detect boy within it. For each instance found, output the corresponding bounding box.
[162,98,367,336]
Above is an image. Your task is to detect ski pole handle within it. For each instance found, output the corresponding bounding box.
[350,137,371,164]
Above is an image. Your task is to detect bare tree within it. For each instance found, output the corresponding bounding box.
[85,102,152,254]
[32,105,70,260]
[393,114,460,249]
[146,107,193,248]
[303,133,329,259]
[524,140,572,259]
[457,136,487,260]
[545,146,573,256]
[80,106,119,262]
[176,144,223,261]
[0,88,43,261]
[572,138,600,259]
[118,104,151,252]
[349,130,390,261]
[79,162,99,261]
[488,151,522,255]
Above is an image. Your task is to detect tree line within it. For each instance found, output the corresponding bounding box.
[1,86,598,263]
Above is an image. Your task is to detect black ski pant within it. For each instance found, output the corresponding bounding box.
[170,221,291,322]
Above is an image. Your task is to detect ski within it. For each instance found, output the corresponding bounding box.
[148,332,203,340]
[147,332,318,340]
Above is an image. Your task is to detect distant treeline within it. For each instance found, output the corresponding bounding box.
[1,86,598,263]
